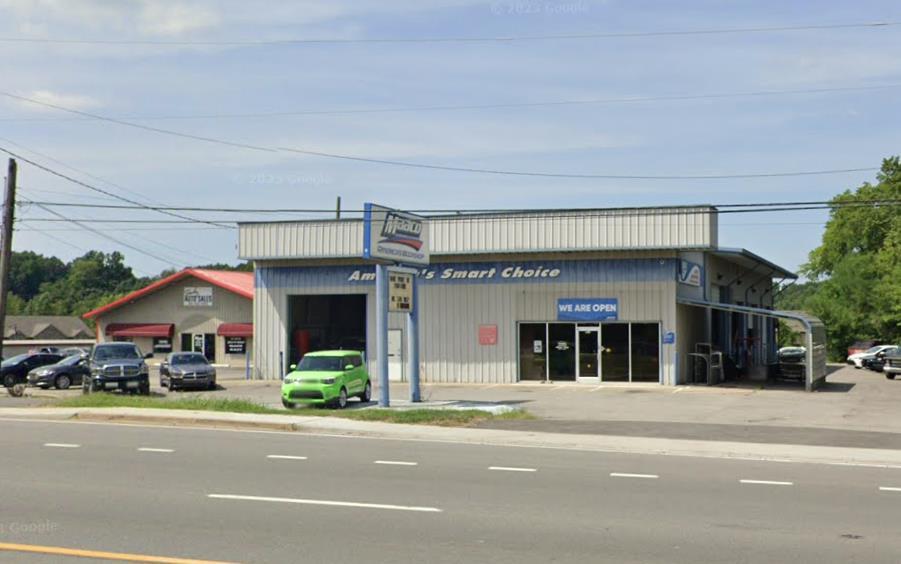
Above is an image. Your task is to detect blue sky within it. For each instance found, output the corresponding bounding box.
[1,0,899,276]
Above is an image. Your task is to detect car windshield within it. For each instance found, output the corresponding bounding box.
[1,354,30,367]
[93,346,140,361]
[296,356,346,372]
[866,346,884,353]
[171,354,207,365]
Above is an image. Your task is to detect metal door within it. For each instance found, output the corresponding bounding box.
[388,329,404,382]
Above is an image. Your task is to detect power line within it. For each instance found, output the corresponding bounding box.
[2,83,900,123]
[0,21,896,46]
[0,91,881,181]
[15,201,901,225]
[21,198,901,214]
[18,227,156,277]
[18,218,230,224]
[0,144,237,228]
[25,202,182,268]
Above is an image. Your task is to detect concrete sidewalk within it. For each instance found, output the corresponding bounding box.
[3,406,901,469]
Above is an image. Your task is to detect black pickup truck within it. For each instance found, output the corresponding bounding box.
[83,342,152,395]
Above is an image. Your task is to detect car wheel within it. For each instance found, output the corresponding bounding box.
[161,378,168,388]
[282,398,296,409]
[2,374,15,388]
[359,381,372,402]
[337,387,348,409]
[55,374,72,390]
[208,379,216,391]
[169,382,177,392]
[887,374,896,380]
[139,383,150,396]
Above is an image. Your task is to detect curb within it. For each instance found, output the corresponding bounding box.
[5,407,901,468]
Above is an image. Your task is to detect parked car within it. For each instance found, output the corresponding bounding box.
[281,350,370,409]
[27,354,90,389]
[776,346,806,379]
[847,345,896,369]
[160,352,217,391]
[2,352,64,388]
[848,340,882,357]
[83,342,151,395]
[863,346,898,372]
[884,350,901,380]
[60,347,90,359]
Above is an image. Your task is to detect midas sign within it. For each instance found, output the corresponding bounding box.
[363,203,430,265]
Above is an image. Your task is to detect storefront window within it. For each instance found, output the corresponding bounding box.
[601,324,629,381]
[518,324,546,381]
[630,323,660,382]
[548,324,575,381]
[153,337,173,354]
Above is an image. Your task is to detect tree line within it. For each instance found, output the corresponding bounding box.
[775,156,900,358]
[5,250,250,320]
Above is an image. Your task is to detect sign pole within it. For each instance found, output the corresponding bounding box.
[376,263,390,407]
[407,275,420,402]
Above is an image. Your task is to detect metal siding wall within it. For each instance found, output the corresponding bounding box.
[253,261,678,384]
[239,209,716,259]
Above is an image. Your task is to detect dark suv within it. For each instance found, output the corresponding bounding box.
[84,342,151,395]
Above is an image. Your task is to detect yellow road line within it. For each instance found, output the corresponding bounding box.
[0,542,237,563]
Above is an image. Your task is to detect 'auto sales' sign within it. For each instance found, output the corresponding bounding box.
[184,287,213,307]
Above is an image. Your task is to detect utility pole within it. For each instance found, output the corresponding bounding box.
[0,158,16,363]
[336,196,342,220]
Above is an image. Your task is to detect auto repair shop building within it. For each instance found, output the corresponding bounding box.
[238,206,822,387]
[83,268,253,366]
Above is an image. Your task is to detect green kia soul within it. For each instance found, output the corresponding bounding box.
[281,350,371,409]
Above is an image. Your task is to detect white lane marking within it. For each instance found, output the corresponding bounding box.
[267,455,308,460]
[879,486,901,492]
[489,466,537,472]
[374,460,418,466]
[740,479,793,486]
[12,417,901,471]
[610,473,659,479]
[208,494,441,513]
[43,443,79,448]
[137,447,174,453]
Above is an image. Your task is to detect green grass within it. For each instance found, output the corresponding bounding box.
[51,393,533,426]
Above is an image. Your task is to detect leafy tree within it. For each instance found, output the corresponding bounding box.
[24,251,142,317]
[801,156,901,357]
[8,251,68,300]
[192,262,253,272]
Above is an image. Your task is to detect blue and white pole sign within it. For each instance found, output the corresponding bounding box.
[363,203,430,266]
[557,298,618,321]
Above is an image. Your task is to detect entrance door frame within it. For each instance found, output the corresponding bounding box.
[575,324,601,382]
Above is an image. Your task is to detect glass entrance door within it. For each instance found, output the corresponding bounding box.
[576,326,600,381]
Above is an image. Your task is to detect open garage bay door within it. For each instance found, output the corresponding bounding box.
[288,295,366,366]
[677,297,827,391]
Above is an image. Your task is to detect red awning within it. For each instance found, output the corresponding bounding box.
[105,323,174,338]
[217,323,253,338]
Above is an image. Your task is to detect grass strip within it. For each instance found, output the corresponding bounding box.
[52,394,533,426]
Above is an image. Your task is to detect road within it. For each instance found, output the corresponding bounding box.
[1,419,900,563]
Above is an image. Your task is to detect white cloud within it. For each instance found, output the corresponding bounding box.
[137,3,221,36]
[18,90,101,112]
